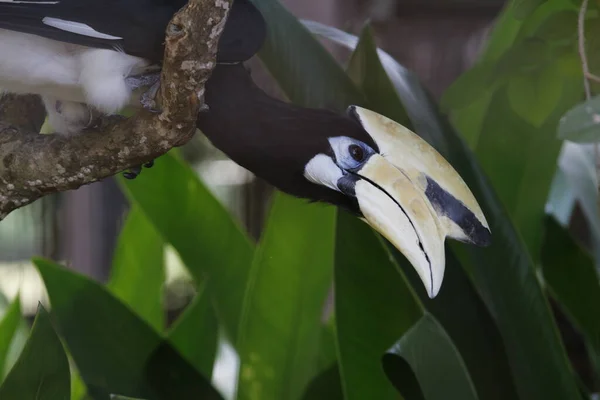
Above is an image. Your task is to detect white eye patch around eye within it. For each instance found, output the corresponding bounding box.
[303,154,343,192]
[328,136,375,171]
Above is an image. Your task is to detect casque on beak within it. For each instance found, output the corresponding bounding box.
[347,106,491,298]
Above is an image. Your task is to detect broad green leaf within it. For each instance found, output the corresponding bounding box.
[0,296,22,380]
[301,364,343,400]
[167,283,218,378]
[0,305,70,400]
[389,244,521,400]
[440,65,496,111]
[70,367,88,400]
[558,96,600,143]
[514,0,548,20]
[442,3,584,256]
[335,212,421,400]
[493,37,550,80]
[236,193,336,400]
[34,258,223,400]
[382,313,479,400]
[252,0,363,109]
[120,153,253,342]
[345,26,409,126]
[108,206,165,331]
[342,23,520,400]
[454,59,582,255]
[541,217,600,378]
[506,64,563,127]
[533,10,578,43]
[316,322,337,371]
[393,61,581,400]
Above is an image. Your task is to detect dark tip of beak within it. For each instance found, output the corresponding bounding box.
[424,176,492,247]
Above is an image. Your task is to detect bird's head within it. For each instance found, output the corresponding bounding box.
[295,106,491,297]
[199,64,491,298]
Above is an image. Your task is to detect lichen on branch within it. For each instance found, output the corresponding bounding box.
[0,0,232,220]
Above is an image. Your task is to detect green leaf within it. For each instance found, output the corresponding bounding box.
[0,296,22,381]
[316,322,337,372]
[0,305,70,400]
[120,153,253,342]
[167,283,218,378]
[541,217,600,378]
[334,212,422,400]
[480,4,524,63]
[389,244,521,400]
[252,0,363,109]
[0,292,28,382]
[301,364,343,400]
[70,367,88,400]
[33,258,223,400]
[558,95,600,143]
[345,26,409,126]
[382,314,479,400]
[506,64,563,127]
[345,24,520,400]
[440,65,496,111]
[533,10,578,43]
[456,59,582,256]
[514,0,548,20]
[236,193,336,400]
[108,206,165,331]
[396,58,582,400]
[493,37,550,80]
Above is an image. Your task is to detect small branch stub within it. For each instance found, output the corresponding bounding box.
[0,0,233,220]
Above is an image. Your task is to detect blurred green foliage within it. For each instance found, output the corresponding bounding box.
[1,0,600,399]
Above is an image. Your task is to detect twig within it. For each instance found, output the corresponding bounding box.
[578,0,592,100]
[0,0,233,220]
[585,71,600,83]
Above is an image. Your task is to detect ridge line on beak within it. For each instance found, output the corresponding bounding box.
[353,171,434,295]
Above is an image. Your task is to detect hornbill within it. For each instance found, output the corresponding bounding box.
[0,0,490,297]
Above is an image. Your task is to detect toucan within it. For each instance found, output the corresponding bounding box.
[0,0,491,297]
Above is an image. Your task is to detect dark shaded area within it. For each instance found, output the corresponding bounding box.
[381,353,425,400]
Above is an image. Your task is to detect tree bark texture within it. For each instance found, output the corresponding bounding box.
[0,0,232,220]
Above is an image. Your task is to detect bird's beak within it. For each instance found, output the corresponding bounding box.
[347,106,491,298]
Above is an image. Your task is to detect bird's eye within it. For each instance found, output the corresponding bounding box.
[349,144,364,162]
[328,136,376,172]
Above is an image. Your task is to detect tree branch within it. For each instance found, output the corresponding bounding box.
[0,0,232,220]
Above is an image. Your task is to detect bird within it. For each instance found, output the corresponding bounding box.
[196,62,491,298]
[0,0,491,297]
[0,0,266,136]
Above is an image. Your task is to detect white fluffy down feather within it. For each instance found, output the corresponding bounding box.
[0,28,150,134]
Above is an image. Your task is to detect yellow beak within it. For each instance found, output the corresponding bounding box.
[349,106,491,298]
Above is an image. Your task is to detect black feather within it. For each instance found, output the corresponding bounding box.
[0,0,266,63]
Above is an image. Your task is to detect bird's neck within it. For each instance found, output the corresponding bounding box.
[197,63,337,195]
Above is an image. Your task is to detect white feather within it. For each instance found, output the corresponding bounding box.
[0,29,150,134]
[304,154,343,192]
[42,17,122,40]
